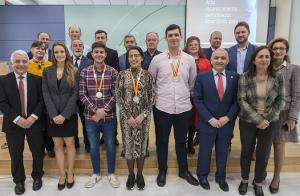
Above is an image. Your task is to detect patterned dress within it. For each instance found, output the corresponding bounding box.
[116,68,154,159]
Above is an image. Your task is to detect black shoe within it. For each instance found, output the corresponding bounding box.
[199,178,210,190]
[179,171,199,186]
[156,171,166,187]
[126,174,135,190]
[216,180,229,192]
[187,142,195,154]
[32,178,42,191]
[14,182,25,195]
[66,174,75,189]
[58,176,66,191]
[99,136,104,145]
[136,174,145,190]
[269,180,280,194]
[238,181,248,195]
[253,181,264,196]
[47,150,55,158]
[115,138,119,146]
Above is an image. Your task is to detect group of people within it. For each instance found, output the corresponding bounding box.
[0,21,299,196]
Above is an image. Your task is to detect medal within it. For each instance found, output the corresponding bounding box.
[167,50,182,81]
[133,96,140,103]
[96,92,102,98]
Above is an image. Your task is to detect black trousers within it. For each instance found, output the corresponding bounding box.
[239,119,278,183]
[6,129,44,184]
[153,107,191,173]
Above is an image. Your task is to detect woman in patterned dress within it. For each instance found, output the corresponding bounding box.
[116,46,154,190]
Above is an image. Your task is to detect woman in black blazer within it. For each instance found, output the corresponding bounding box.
[42,42,78,190]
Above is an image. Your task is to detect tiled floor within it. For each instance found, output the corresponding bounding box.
[0,173,300,196]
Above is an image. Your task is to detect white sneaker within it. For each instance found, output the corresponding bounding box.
[85,174,102,188]
[108,173,120,188]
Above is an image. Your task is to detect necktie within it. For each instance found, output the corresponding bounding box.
[18,75,26,117]
[217,73,224,101]
[74,57,80,68]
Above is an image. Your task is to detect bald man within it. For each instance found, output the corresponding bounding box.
[194,48,239,192]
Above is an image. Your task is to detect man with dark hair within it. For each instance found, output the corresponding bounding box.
[119,34,137,71]
[226,21,256,74]
[87,30,119,71]
[149,24,199,187]
[28,32,52,61]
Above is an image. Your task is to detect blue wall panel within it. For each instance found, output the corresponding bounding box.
[0,5,65,61]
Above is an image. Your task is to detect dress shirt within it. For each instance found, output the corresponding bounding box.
[236,44,248,74]
[212,68,226,92]
[73,55,82,68]
[148,50,197,114]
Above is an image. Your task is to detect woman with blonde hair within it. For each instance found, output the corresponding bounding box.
[42,42,78,190]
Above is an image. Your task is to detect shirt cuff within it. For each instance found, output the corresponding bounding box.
[13,116,21,124]
[31,114,39,120]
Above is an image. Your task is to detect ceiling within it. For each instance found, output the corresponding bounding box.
[5,0,186,5]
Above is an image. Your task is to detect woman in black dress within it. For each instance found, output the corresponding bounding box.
[42,42,78,190]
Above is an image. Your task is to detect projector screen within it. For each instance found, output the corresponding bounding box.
[186,0,270,48]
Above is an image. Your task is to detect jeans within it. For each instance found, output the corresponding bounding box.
[85,119,116,174]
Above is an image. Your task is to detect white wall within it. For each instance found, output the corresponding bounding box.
[289,0,300,65]
[274,0,292,39]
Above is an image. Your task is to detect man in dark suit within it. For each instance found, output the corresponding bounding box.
[71,39,92,152]
[119,34,137,71]
[204,31,222,60]
[0,50,45,195]
[194,48,239,192]
[87,30,119,71]
[28,32,52,61]
[226,21,256,74]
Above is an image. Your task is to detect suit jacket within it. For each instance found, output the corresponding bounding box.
[226,43,256,73]
[0,72,44,133]
[72,55,92,74]
[87,47,119,71]
[280,63,300,119]
[194,70,239,133]
[204,47,213,60]
[28,49,52,61]
[119,53,129,71]
[238,72,285,125]
[42,66,78,119]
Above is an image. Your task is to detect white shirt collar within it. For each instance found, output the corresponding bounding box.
[282,60,287,67]
[212,68,226,76]
[14,72,27,79]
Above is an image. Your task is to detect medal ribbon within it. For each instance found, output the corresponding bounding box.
[93,64,107,93]
[130,68,142,97]
[167,50,182,77]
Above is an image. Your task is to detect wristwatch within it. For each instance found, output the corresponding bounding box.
[143,113,147,118]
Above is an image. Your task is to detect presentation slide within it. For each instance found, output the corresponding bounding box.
[186,0,270,48]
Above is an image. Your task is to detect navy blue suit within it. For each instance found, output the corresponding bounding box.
[204,48,213,60]
[226,43,256,73]
[194,70,239,182]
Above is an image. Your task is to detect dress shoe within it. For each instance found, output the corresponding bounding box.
[179,171,199,186]
[58,174,66,191]
[156,171,166,187]
[126,174,135,190]
[269,180,280,194]
[199,178,210,190]
[136,174,145,190]
[47,150,55,158]
[238,181,248,195]
[216,180,229,192]
[14,182,25,195]
[32,178,42,191]
[66,174,75,189]
[253,181,264,196]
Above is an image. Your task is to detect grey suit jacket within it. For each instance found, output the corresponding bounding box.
[42,66,78,119]
[280,63,300,120]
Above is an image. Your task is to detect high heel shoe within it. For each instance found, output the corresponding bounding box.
[67,173,75,189]
[58,173,66,191]
[269,180,280,194]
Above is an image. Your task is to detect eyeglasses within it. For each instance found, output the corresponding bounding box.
[272,47,286,51]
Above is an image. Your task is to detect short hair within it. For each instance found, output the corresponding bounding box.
[165,24,181,37]
[183,36,205,58]
[210,31,222,40]
[30,41,48,50]
[10,50,29,63]
[123,34,136,42]
[234,21,250,33]
[68,25,81,33]
[91,42,107,52]
[268,37,290,63]
[146,32,159,39]
[95,30,107,38]
[36,32,51,40]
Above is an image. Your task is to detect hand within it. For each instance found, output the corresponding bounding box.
[209,118,222,128]
[285,119,296,131]
[135,114,145,125]
[127,117,138,128]
[96,108,107,120]
[25,116,36,128]
[91,114,100,122]
[52,115,65,125]
[219,116,229,127]
[16,117,29,129]
[257,119,269,130]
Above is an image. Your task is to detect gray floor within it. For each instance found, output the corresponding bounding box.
[0,173,300,196]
